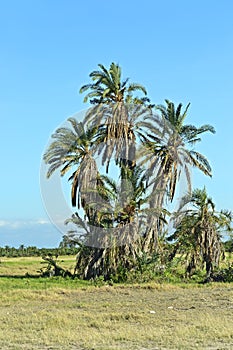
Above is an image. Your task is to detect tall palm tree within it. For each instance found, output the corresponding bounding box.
[140,100,215,253]
[79,65,153,276]
[169,188,232,277]
[44,64,151,281]
[43,118,100,222]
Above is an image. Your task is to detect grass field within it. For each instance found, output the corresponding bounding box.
[0,255,77,277]
[0,256,233,349]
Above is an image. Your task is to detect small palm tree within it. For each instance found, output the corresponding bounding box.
[169,188,232,277]
[100,165,148,225]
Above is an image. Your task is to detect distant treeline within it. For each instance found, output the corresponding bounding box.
[0,245,79,258]
[0,241,232,258]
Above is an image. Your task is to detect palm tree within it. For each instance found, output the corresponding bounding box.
[43,118,100,222]
[72,63,154,280]
[44,64,152,281]
[100,165,148,225]
[140,100,215,253]
[43,64,218,281]
[169,188,232,277]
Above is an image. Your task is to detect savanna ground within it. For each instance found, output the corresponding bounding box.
[0,256,233,350]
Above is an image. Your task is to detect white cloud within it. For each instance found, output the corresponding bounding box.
[0,220,9,227]
[0,219,50,230]
[28,219,50,225]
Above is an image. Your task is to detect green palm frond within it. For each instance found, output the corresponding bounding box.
[80,62,147,105]
[100,175,118,195]
[189,150,212,176]
[128,83,147,95]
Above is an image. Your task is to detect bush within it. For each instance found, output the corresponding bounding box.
[204,265,233,283]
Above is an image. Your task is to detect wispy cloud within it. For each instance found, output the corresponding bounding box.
[0,219,50,230]
[0,220,9,227]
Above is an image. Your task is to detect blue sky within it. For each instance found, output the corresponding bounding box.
[0,0,233,247]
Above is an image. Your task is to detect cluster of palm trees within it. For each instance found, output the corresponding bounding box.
[43,62,232,280]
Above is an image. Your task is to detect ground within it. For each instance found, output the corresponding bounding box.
[0,256,232,349]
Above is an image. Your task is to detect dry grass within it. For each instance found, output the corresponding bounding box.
[0,256,233,349]
[0,283,233,349]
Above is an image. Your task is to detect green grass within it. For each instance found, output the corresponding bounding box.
[0,255,77,277]
[0,256,233,349]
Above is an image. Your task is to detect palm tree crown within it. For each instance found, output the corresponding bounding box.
[80,63,151,174]
[79,62,148,104]
[43,119,99,215]
[140,100,215,205]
